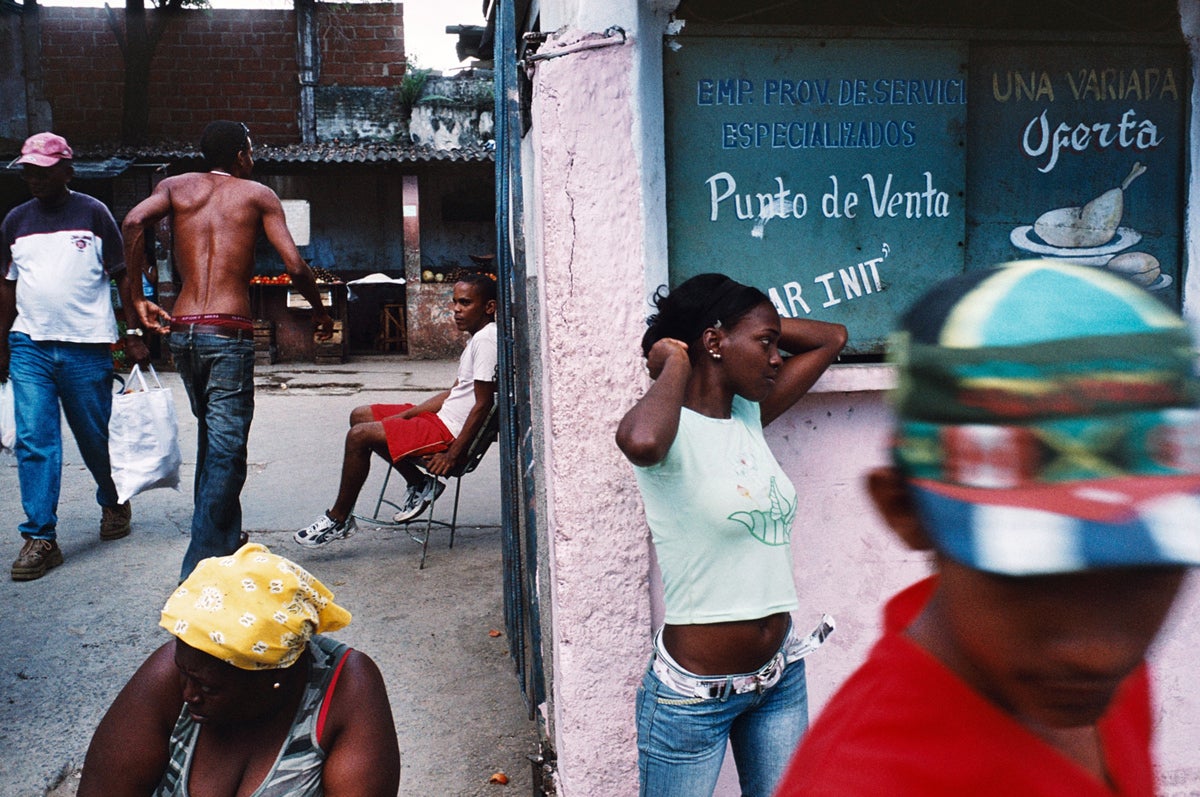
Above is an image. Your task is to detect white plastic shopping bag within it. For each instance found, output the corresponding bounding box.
[0,380,14,453]
[109,364,182,503]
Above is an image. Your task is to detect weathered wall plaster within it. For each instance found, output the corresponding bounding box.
[316,86,405,142]
[408,74,495,149]
[416,163,496,271]
[406,282,464,358]
[530,2,1200,794]
[531,29,654,796]
[268,172,401,273]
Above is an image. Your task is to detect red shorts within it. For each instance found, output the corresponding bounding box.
[371,403,454,463]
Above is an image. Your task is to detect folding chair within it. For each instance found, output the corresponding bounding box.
[357,403,499,568]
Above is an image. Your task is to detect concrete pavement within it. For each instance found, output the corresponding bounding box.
[0,355,540,796]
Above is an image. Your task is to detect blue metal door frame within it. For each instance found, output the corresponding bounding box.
[495,0,545,718]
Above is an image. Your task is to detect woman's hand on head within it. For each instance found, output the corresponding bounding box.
[647,337,690,381]
[617,338,690,466]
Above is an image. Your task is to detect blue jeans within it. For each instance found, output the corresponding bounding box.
[168,331,255,579]
[8,333,120,540]
[637,641,808,797]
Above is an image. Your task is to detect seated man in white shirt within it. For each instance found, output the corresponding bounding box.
[295,273,498,547]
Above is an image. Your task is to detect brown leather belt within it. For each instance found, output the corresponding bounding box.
[169,323,252,341]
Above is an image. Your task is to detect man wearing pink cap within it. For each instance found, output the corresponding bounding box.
[0,132,150,581]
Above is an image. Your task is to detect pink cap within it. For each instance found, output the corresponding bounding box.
[12,132,73,168]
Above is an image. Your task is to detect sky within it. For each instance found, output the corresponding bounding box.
[404,0,484,71]
[36,0,486,71]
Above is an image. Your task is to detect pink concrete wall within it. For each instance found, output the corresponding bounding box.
[527,25,936,795]
[1157,5,1200,716]
[531,7,1200,795]
[1151,579,1200,793]
[531,33,654,794]
[761,387,928,706]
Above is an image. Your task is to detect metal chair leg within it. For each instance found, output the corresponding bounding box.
[418,504,435,569]
[448,477,464,549]
[374,464,394,519]
[356,454,482,567]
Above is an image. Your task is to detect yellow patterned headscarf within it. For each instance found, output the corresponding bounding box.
[159,543,351,670]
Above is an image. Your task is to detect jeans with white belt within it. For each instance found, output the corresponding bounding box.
[636,615,834,797]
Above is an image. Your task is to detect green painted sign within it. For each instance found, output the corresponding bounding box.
[966,44,1185,307]
[663,37,968,353]
[663,36,1187,353]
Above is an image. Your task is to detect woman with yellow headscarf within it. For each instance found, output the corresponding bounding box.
[77,543,400,796]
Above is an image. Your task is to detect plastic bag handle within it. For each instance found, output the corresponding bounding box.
[144,364,164,390]
[121,364,163,394]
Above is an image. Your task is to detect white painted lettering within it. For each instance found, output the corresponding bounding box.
[1022,108,1163,174]
[707,172,736,221]
[814,272,841,307]
[783,281,811,315]
[840,267,865,299]
[768,287,789,318]
[860,257,884,291]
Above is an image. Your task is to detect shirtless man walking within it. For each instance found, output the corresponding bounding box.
[123,120,333,579]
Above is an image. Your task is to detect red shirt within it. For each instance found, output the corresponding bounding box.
[775,577,1156,797]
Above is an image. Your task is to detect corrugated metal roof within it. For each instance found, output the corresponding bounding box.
[253,142,495,164]
[72,158,136,179]
[2,157,135,179]
[69,141,495,166]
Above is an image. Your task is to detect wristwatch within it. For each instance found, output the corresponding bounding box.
[125,328,145,337]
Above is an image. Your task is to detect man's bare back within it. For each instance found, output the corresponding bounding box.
[123,134,331,336]
[120,121,332,581]
[155,172,275,319]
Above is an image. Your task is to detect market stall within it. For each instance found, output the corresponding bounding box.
[249,269,348,363]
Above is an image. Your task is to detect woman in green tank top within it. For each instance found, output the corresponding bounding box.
[617,273,846,797]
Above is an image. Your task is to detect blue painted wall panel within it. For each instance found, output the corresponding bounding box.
[966,45,1185,307]
[664,36,1187,352]
[664,37,968,353]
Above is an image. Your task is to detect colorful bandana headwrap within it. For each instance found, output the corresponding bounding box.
[890,259,1200,575]
[159,543,351,670]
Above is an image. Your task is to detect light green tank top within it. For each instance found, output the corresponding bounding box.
[633,395,800,624]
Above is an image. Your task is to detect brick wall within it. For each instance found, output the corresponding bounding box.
[319,3,406,86]
[39,8,125,144]
[37,3,406,146]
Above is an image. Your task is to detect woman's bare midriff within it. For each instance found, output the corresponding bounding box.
[662,612,790,675]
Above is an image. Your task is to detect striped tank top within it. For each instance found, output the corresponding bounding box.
[153,635,350,797]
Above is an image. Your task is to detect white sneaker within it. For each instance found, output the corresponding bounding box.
[422,476,446,504]
[392,482,430,523]
[293,513,357,548]
[392,477,447,523]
